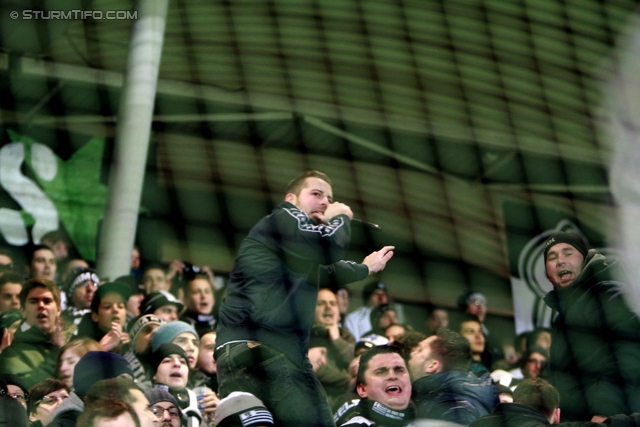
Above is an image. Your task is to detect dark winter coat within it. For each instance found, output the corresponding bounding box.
[412,370,499,426]
[216,201,368,367]
[543,250,640,420]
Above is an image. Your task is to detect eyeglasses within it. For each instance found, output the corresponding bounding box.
[34,395,68,407]
[526,358,546,366]
[8,393,28,402]
[148,405,180,419]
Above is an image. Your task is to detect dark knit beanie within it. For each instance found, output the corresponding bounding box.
[127,314,163,347]
[362,282,387,304]
[73,351,134,398]
[149,343,189,373]
[369,304,395,328]
[214,392,275,427]
[543,232,589,262]
[309,327,332,350]
[140,291,184,315]
[145,387,180,407]
[0,373,29,397]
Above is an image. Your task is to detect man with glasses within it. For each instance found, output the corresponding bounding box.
[27,378,69,426]
[0,373,30,410]
[144,388,184,427]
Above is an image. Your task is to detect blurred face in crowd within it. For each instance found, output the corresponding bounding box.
[30,388,70,426]
[466,298,486,323]
[171,332,199,370]
[127,292,145,318]
[533,331,552,351]
[186,278,214,315]
[149,401,181,427]
[308,347,327,372]
[336,288,349,314]
[133,323,161,354]
[92,292,127,333]
[0,254,12,270]
[0,281,21,312]
[198,332,217,375]
[385,324,406,344]
[58,347,82,388]
[143,268,168,293]
[285,177,332,223]
[7,384,28,409]
[315,289,340,327]
[357,352,411,410]
[71,279,98,310]
[154,354,189,391]
[368,289,388,307]
[460,320,484,359]
[29,248,57,281]
[545,243,585,289]
[427,309,449,334]
[523,351,547,379]
[377,309,398,330]
[131,247,141,270]
[23,286,60,334]
[154,305,179,322]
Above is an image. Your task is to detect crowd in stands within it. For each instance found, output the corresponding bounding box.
[0,228,640,426]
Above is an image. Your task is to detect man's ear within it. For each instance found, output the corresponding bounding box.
[426,359,441,374]
[552,408,560,424]
[285,193,296,204]
[356,383,367,399]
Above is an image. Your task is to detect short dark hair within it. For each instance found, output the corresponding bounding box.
[513,377,559,419]
[27,244,54,262]
[429,328,471,372]
[455,313,482,333]
[28,378,68,415]
[285,171,331,196]
[356,345,406,386]
[84,377,144,407]
[391,330,425,360]
[77,398,141,427]
[0,272,23,289]
[41,230,71,246]
[19,278,61,309]
[183,272,214,294]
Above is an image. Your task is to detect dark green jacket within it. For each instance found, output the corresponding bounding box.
[0,324,60,388]
[544,250,640,420]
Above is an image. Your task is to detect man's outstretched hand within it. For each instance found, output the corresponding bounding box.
[363,246,395,275]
